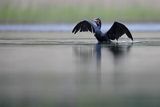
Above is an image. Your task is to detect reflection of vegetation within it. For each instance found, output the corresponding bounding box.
[0,5,160,23]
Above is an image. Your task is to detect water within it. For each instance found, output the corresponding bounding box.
[1,23,160,32]
[0,31,160,107]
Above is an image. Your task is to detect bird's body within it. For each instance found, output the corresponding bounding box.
[72,18,133,43]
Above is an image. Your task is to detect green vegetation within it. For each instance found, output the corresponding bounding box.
[0,5,160,23]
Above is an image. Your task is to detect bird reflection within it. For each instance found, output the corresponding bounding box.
[73,42,133,69]
[95,42,133,62]
[107,43,132,59]
[106,43,133,91]
[73,42,133,89]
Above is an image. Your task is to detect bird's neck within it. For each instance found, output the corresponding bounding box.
[97,25,101,30]
[94,31,103,41]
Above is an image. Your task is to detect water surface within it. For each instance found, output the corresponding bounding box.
[1,23,160,32]
[0,32,160,107]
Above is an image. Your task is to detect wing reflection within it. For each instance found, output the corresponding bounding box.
[107,43,132,60]
[73,43,133,71]
[73,43,133,88]
[106,43,133,90]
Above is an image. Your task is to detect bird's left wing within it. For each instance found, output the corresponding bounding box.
[105,22,133,41]
[72,20,96,34]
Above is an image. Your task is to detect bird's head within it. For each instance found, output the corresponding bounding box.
[94,18,101,29]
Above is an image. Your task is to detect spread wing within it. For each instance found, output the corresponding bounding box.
[72,20,96,34]
[105,22,133,41]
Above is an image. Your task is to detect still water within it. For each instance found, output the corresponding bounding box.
[0,32,160,107]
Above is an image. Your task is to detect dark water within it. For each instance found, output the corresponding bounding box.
[0,32,160,107]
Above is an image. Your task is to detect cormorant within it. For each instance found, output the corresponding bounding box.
[72,18,133,43]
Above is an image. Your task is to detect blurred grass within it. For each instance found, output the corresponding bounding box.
[0,5,160,23]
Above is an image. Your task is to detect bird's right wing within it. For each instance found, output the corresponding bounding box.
[105,22,133,41]
[72,20,97,34]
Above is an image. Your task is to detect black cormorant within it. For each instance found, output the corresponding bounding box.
[72,18,133,43]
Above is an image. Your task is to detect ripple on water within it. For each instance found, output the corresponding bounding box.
[0,37,160,46]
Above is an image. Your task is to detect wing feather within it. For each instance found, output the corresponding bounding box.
[72,20,96,34]
[106,22,133,41]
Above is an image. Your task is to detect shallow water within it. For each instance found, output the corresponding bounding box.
[0,32,160,107]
